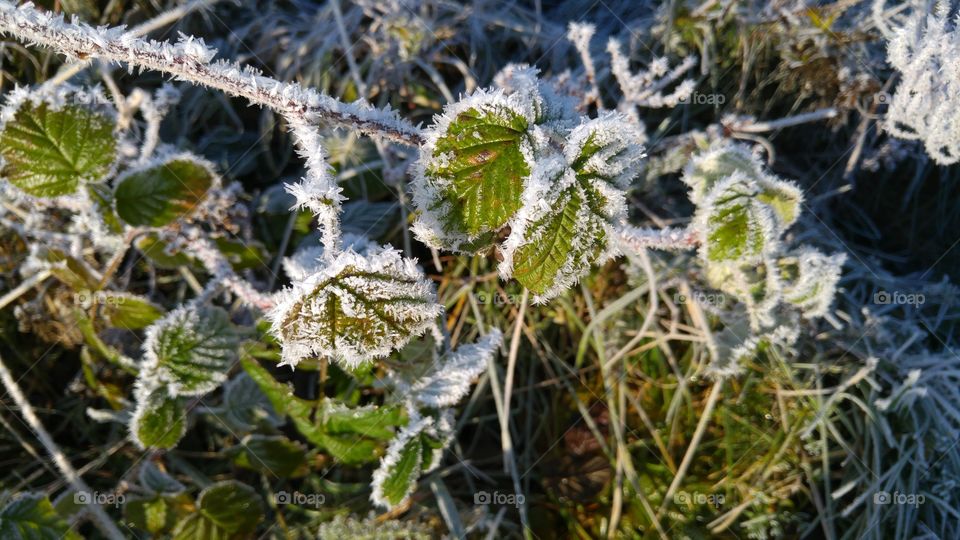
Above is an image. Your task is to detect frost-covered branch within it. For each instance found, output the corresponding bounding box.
[0,1,423,147]
[607,38,697,108]
[617,225,700,251]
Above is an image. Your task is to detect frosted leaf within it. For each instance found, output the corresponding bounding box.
[129,380,187,450]
[777,248,847,319]
[500,113,644,301]
[138,461,186,496]
[493,63,578,127]
[0,493,74,539]
[393,330,503,408]
[113,153,220,227]
[684,142,802,230]
[411,89,542,252]
[141,305,239,397]
[696,171,779,266]
[268,243,442,369]
[706,258,782,330]
[370,411,430,510]
[0,85,117,197]
[281,234,374,281]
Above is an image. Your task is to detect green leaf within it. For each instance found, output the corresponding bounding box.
[220,373,282,432]
[371,429,423,509]
[416,97,532,247]
[40,248,100,290]
[114,157,216,227]
[778,248,845,318]
[241,357,392,465]
[136,235,199,269]
[322,400,404,440]
[130,386,187,449]
[124,496,177,535]
[194,481,263,535]
[0,100,116,197]
[269,246,441,368]
[756,177,803,231]
[138,461,185,496]
[100,293,164,330]
[0,493,79,540]
[700,174,776,265]
[509,185,607,299]
[145,305,239,396]
[228,435,307,478]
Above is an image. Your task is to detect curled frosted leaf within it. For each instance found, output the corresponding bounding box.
[411,89,541,252]
[129,382,187,450]
[778,248,846,318]
[696,171,779,266]
[0,87,117,197]
[142,305,239,396]
[114,154,219,227]
[268,243,442,369]
[565,111,646,191]
[393,330,503,408]
[501,114,645,302]
[370,413,430,510]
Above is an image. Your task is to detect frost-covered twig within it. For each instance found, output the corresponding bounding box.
[616,225,700,251]
[0,1,424,146]
[727,107,839,133]
[46,0,223,87]
[0,353,125,540]
[607,38,697,108]
[180,228,275,311]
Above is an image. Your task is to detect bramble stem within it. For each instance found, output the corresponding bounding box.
[0,0,423,147]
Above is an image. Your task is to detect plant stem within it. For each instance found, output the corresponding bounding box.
[0,0,423,147]
[0,353,125,540]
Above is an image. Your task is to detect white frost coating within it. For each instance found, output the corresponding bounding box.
[128,376,185,450]
[411,88,541,252]
[283,236,380,281]
[607,37,697,108]
[498,113,646,302]
[617,225,699,251]
[885,5,960,164]
[781,247,847,319]
[178,227,275,311]
[394,329,503,408]
[370,408,431,509]
[566,22,599,103]
[267,242,442,369]
[494,63,578,127]
[284,118,343,255]
[564,111,647,190]
[140,304,236,396]
[0,2,423,145]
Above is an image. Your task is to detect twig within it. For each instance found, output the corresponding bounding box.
[0,352,125,540]
[0,1,423,146]
[500,288,530,538]
[0,268,50,310]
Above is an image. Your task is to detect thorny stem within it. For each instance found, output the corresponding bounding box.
[0,2,424,146]
[0,353,126,540]
[616,225,700,251]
